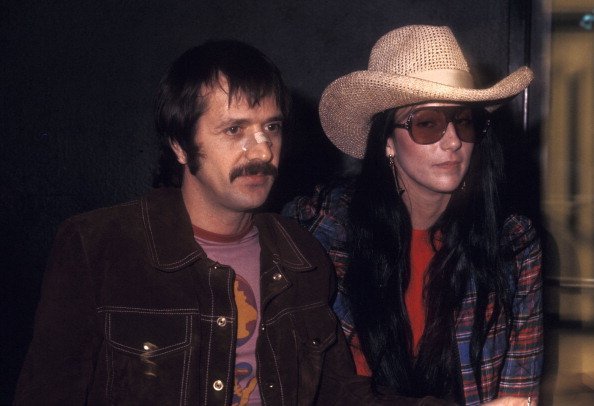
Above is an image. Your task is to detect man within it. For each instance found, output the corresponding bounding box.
[15,40,447,406]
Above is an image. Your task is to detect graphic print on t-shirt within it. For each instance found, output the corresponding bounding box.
[232,275,259,405]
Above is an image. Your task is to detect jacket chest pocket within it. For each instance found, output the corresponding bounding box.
[291,305,337,353]
[290,304,338,401]
[100,308,198,406]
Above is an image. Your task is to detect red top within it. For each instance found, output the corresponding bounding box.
[407,229,434,354]
[351,229,434,375]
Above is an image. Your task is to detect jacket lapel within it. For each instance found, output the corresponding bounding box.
[256,214,316,305]
[141,188,205,272]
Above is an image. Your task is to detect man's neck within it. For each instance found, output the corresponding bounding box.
[181,184,254,236]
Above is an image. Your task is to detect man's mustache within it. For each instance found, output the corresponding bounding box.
[229,162,278,182]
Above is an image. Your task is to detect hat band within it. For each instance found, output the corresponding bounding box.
[410,69,474,88]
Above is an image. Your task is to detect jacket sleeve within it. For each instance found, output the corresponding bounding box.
[498,216,544,400]
[14,219,99,405]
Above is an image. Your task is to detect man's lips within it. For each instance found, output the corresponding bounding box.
[235,173,272,184]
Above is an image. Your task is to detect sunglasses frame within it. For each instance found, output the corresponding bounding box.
[393,106,491,145]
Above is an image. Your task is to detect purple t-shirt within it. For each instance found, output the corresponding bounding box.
[194,223,262,405]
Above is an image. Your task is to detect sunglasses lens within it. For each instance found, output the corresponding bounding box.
[409,109,448,144]
[408,107,488,144]
[452,108,477,142]
[454,108,488,142]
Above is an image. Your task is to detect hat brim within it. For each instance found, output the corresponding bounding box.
[319,66,534,159]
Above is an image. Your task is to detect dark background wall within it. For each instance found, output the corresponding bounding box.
[1,1,540,402]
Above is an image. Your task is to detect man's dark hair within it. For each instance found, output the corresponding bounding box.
[153,40,290,187]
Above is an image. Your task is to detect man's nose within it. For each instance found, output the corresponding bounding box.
[244,132,273,162]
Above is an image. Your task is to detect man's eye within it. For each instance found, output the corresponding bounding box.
[265,123,282,133]
[226,126,241,135]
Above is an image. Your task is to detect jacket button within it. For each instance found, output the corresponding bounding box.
[272,273,282,281]
[216,316,227,327]
[268,383,275,389]
[312,338,320,346]
[213,380,224,391]
[142,342,157,351]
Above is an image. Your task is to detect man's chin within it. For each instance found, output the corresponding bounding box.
[233,196,269,212]
[232,183,274,207]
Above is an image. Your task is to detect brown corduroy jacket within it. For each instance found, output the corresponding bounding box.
[15,187,449,406]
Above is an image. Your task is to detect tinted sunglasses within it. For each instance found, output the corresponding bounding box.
[393,106,491,145]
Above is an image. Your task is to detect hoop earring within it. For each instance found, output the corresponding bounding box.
[388,154,395,167]
[460,180,466,191]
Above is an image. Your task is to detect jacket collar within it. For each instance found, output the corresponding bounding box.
[141,188,205,272]
[254,214,315,273]
[141,188,314,273]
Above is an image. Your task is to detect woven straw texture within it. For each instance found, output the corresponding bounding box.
[319,25,534,159]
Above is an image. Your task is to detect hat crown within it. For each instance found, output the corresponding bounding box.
[369,25,470,77]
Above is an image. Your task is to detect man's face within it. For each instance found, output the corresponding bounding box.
[173,78,283,216]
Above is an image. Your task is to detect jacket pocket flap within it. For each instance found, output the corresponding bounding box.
[101,308,197,358]
[291,304,337,352]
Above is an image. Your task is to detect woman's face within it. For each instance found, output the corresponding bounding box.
[386,103,475,199]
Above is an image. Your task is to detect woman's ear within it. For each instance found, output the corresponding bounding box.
[385,136,396,158]
[169,139,188,165]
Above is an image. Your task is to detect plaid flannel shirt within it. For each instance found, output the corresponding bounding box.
[282,181,543,405]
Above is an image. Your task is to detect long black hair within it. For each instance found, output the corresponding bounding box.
[345,107,514,403]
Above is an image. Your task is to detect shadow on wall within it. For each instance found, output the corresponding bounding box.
[265,90,353,213]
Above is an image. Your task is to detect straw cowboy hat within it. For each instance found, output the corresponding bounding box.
[319,25,534,159]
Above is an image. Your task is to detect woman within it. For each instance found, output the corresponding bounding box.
[284,25,542,405]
